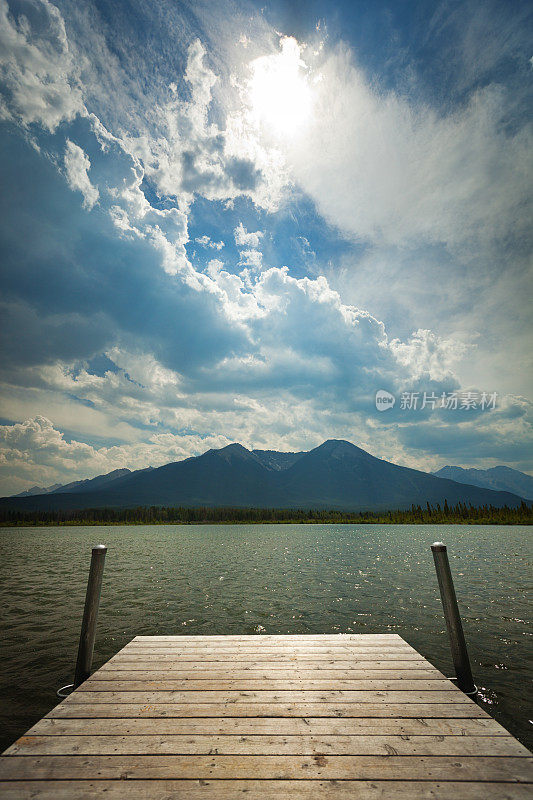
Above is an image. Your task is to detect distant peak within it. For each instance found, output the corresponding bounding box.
[204,442,256,461]
[219,442,250,453]
[315,439,366,453]
[307,439,376,462]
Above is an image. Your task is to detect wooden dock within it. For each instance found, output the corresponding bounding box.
[0,634,531,798]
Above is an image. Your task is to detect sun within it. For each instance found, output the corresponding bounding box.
[248,37,313,138]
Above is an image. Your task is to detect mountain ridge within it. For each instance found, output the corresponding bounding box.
[433,465,533,500]
[2,439,528,512]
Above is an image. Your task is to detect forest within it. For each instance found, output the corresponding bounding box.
[1,501,531,526]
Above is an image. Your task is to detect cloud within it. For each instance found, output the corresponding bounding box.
[234,222,263,248]
[2,383,530,496]
[2,125,530,488]
[195,235,224,250]
[0,415,94,465]
[424,1,533,95]
[0,299,115,368]
[0,127,248,375]
[0,0,84,130]
[396,395,533,467]
[125,39,287,213]
[206,258,224,278]
[389,329,469,382]
[238,249,262,270]
[0,415,234,495]
[0,0,531,495]
[234,222,264,269]
[64,140,99,209]
[282,42,532,252]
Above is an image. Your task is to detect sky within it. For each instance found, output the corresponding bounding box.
[0,0,532,495]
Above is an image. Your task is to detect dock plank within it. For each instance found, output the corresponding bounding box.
[1,754,532,781]
[106,651,431,672]
[0,782,531,800]
[23,716,511,736]
[61,689,471,703]
[1,634,531,798]
[78,679,457,691]
[101,658,433,669]
[6,734,529,756]
[108,652,426,662]
[93,668,447,679]
[118,647,417,654]
[131,633,405,643]
[46,701,492,718]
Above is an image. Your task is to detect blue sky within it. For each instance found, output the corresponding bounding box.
[0,0,531,494]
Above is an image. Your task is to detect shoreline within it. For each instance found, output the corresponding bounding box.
[2,500,531,527]
[2,518,532,527]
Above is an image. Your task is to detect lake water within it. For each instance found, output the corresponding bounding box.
[0,523,531,751]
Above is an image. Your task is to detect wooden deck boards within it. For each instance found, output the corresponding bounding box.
[1,634,531,798]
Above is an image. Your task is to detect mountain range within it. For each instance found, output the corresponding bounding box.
[433,465,533,501]
[13,469,133,498]
[2,440,528,512]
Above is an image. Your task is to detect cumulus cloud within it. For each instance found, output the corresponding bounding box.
[234,223,264,269]
[0,1,531,494]
[127,39,287,213]
[64,140,99,209]
[206,258,224,278]
[0,415,234,495]
[195,235,224,250]
[0,0,84,130]
[389,329,469,382]
[238,249,263,270]
[234,222,263,248]
[2,381,529,496]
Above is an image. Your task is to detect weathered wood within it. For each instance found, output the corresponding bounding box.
[0,781,531,800]
[73,545,107,689]
[24,716,511,736]
[120,640,417,649]
[133,634,405,640]
[107,653,426,663]
[63,689,470,704]
[2,633,530,797]
[1,754,532,781]
[122,643,418,658]
[130,636,407,644]
[7,734,529,757]
[115,644,418,651]
[101,658,432,669]
[432,542,476,694]
[79,679,454,691]
[47,701,490,718]
[93,668,447,680]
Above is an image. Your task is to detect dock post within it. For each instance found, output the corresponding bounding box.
[73,544,107,688]
[431,542,476,695]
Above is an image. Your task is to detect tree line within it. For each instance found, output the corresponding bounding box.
[0,500,531,526]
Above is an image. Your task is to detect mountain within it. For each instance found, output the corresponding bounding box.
[13,483,63,498]
[252,450,304,471]
[50,468,132,494]
[268,440,527,509]
[0,440,527,512]
[12,469,132,498]
[433,465,533,501]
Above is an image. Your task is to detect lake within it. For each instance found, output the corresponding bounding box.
[0,523,531,752]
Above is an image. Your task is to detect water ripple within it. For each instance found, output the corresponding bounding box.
[0,523,531,750]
